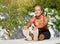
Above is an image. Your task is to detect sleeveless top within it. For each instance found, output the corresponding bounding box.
[33,16,48,31]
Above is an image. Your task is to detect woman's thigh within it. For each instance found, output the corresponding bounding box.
[38,30,51,40]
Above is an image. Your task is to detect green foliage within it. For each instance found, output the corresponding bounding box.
[35,0,60,10]
[0,0,31,31]
[44,8,60,31]
[0,0,60,32]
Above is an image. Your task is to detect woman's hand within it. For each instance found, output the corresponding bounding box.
[33,26,38,30]
[23,26,28,30]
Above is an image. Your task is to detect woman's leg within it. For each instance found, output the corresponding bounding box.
[43,30,51,39]
[33,29,38,41]
[38,30,51,40]
[23,29,32,40]
[38,34,45,40]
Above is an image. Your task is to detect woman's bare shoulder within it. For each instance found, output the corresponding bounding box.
[30,16,35,21]
[43,15,48,19]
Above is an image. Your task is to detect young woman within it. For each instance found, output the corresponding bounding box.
[23,5,51,41]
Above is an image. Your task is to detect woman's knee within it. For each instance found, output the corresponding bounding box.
[38,34,45,40]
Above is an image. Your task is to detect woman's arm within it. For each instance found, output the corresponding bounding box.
[26,18,34,28]
[23,17,34,30]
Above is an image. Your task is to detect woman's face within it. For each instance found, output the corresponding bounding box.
[35,6,42,17]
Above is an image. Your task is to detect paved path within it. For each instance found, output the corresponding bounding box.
[0,37,60,44]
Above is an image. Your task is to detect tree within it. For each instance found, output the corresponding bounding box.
[0,0,36,39]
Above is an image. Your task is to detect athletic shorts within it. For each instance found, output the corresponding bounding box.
[38,29,51,40]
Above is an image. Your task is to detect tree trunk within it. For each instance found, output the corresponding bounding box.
[6,30,11,40]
